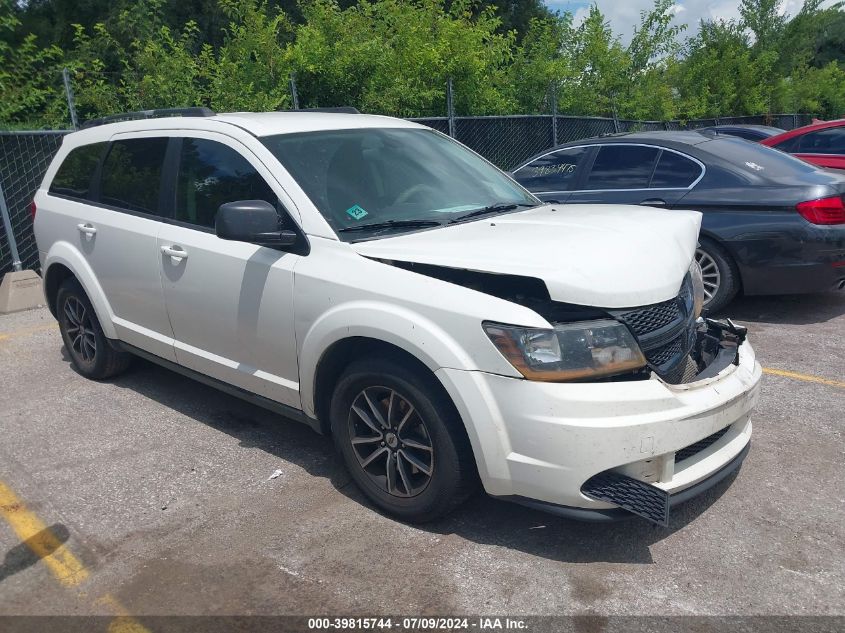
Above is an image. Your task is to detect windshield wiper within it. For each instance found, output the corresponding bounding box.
[448,202,537,224]
[338,219,442,234]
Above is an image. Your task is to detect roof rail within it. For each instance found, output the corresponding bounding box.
[81,107,216,129]
[281,107,361,114]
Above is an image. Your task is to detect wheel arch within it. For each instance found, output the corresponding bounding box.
[697,232,744,289]
[42,243,117,339]
[312,337,443,435]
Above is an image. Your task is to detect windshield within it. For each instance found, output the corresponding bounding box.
[261,128,538,240]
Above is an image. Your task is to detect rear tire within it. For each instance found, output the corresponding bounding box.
[330,357,477,522]
[56,278,131,380]
[697,238,740,314]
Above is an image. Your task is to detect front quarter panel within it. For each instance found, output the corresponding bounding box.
[295,237,550,419]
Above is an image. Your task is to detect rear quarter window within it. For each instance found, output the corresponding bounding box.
[48,143,106,200]
[650,151,702,188]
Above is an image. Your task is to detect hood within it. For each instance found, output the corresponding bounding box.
[351,204,702,308]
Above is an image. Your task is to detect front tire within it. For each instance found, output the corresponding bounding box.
[330,357,477,522]
[56,278,131,380]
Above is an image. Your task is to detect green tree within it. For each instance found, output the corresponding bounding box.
[203,0,292,112]
[0,0,66,127]
[509,14,576,114]
[289,0,514,116]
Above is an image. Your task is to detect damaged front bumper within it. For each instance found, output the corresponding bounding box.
[436,318,762,526]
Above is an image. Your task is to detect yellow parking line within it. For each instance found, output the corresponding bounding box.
[0,480,150,631]
[763,367,845,389]
[0,480,89,586]
[0,323,58,342]
[98,594,152,633]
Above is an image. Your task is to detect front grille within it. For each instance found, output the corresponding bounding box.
[582,471,670,526]
[648,336,686,366]
[676,426,731,462]
[610,275,698,384]
[616,299,680,336]
[661,354,698,384]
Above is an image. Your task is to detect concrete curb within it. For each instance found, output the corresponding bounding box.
[0,270,45,313]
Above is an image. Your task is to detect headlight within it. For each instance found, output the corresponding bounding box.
[689,258,705,318]
[483,319,646,382]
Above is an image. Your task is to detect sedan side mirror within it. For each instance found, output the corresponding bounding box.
[215,200,298,247]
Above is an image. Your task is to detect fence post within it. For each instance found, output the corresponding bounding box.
[446,77,455,138]
[62,68,79,130]
[792,114,798,130]
[611,94,620,133]
[0,182,23,272]
[289,74,300,110]
[550,82,558,146]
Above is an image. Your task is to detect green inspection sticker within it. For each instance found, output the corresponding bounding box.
[346,204,368,220]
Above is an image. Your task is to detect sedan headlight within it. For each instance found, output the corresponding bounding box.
[689,258,705,318]
[483,319,646,382]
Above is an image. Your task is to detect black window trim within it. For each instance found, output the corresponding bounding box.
[516,143,705,194]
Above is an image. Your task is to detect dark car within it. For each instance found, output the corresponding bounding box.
[511,131,845,311]
[696,124,785,142]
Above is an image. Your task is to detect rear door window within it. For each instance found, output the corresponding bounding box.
[49,143,106,200]
[99,138,169,215]
[794,128,845,155]
[514,146,592,192]
[176,138,277,228]
[584,145,660,190]
[650,151,702,188]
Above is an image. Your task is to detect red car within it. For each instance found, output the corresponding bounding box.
[761,119,845,170]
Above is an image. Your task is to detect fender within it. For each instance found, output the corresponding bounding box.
[299,299,486,418]
[43,240,118,339]
[297,299,517,485]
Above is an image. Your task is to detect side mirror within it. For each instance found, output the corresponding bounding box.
[215,200,298,247]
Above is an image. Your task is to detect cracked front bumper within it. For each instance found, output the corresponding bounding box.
[437,333,761,522]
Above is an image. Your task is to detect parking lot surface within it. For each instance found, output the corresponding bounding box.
[0,294,843,617]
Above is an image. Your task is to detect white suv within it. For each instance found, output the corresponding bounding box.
[34,108,761,525]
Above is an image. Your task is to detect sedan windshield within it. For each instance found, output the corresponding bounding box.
[261,127,538,240]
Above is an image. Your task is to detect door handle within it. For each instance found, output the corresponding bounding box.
[640,199,667,207]
[161,245,188,262]
[77,223,97,236]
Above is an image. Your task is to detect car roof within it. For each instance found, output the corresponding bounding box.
[65,111,424,142]
[562,130,715,147]
[213,111,422,136]
[699,124,784,133]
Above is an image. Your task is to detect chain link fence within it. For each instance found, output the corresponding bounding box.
[0,131,68,275]
[0,112,815,275]
[408,113,815,171]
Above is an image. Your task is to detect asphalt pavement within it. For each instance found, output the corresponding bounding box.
[0,294,843,620]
